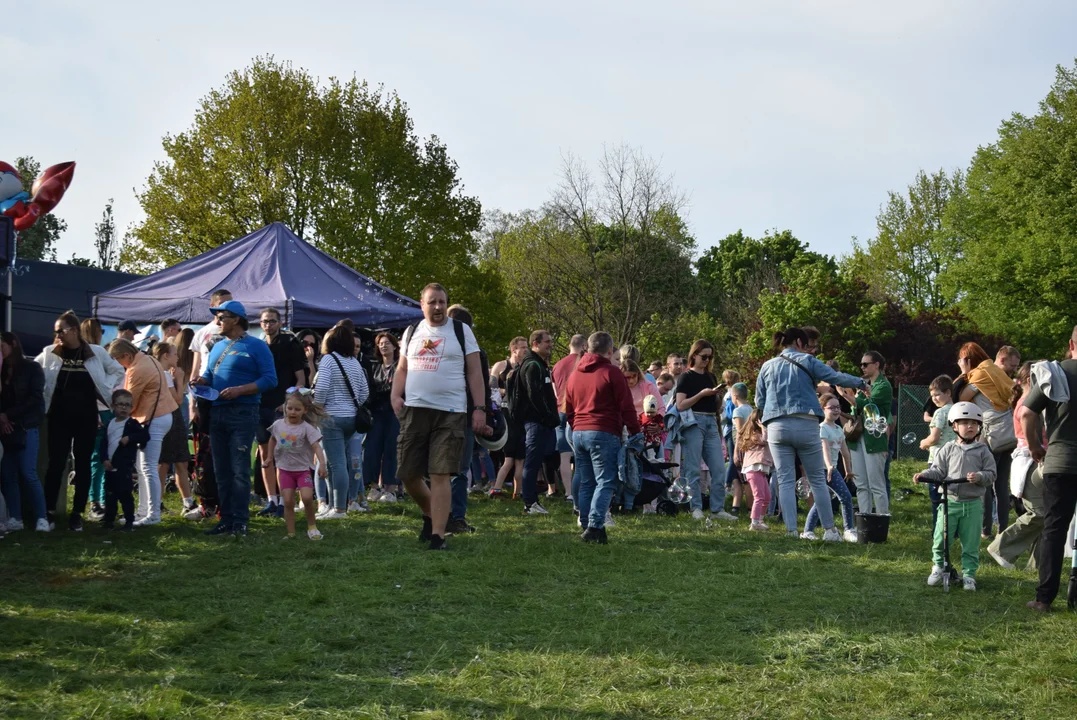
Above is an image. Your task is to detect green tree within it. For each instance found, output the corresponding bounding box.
[124,57,490,327]
[942,61,1077,357]
[13,157,65,261]
[635,310,729,368]
[851,168,964,310]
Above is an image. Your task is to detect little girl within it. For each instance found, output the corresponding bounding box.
[266,389,329,540]
[802,393,858,541]
[734,408,773,531]
[152,341,195,514]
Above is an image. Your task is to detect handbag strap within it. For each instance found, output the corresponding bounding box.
[778,353,815,383]
[329,353,361,410]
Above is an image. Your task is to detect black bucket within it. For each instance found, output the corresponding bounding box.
[855,512,890,544]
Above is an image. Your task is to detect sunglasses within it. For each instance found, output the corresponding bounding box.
[286,387,313,396]
[698,353,713,360]
[860,361,877,368]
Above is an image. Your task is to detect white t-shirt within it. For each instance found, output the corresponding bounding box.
[403,320,479,413]
[820,422,844,466]
[106,418,127,458]
[192,320,221,356]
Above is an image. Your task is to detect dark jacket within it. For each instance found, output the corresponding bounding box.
[2,359,46,429]
[564,353,641,436]
[100,417,150,477]
[512,350,559,428]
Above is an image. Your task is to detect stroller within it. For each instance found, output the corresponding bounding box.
[630,444,681,516]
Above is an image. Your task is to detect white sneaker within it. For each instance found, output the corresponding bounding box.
[800,531,817,540]
[988,546,1015,570]
[525,502,549,515]
[927,566,945,586]
[642,503,657,515]
[320,510,348,520]
[843,529,858,543]
[134,516,161,527]
[963,575,977,591]
[6,519,24,532]
[822,528,843,543]
[35,518,52,532]
[691,509,705,520]
[377,491,397,504]
[183,505,205,520]
[347,501,368,513]
[711,510,737,521]
[317,502,331,516]
[604,511,615,528]
[750,520,769,531]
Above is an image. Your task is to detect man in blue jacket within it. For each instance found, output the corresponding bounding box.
[192,300,277,537]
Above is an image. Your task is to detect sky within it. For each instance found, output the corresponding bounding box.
[5,1,1077,265]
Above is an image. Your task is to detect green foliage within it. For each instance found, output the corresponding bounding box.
[749,261,890,372]
[2,462,1072,719]
[13,156,65,261]
[124,57,492,329]
[853,169,964,311]
[941,61,1077,358]
[635,309,727,367]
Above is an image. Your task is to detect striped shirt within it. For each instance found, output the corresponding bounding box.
[314,353,370,417]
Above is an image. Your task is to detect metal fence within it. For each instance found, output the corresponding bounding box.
[895,384,930,462]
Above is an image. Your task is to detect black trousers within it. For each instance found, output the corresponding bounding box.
[103,469,135,525]
[44,410,98,518]
[983,450,1013,535]
[1035,472,1077,604]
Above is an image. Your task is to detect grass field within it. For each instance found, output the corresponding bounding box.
[1,460,1075,719]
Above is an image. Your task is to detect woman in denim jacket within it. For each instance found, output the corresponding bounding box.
[755,328,867,539]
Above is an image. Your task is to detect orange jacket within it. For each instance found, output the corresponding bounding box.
[125,353,178,423]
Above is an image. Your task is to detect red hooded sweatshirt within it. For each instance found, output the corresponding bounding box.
[564,353,641,436]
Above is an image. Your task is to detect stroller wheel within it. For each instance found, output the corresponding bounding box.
[656,500,678,516]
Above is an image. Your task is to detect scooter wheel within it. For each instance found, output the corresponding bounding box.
[1067,572,1076,610]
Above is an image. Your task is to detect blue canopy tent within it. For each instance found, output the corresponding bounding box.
[93,223,423,329]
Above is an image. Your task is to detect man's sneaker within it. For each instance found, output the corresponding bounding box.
[711,510,737,521]
[927,566,946,586]
[963,575,977,591]
[843,529,858,543]
[446,517,476,535]
[604,511,616,528]
[203,521,232,536]
[524,501,549,515]
[988,546,1015,570]
[581,527,608,544]
[347,501,369,513]
[230,523,248,537]
[307,528,323,541]
[428,534,448,550]
[822,528,843,543]
[691,509,705,520]
[320,510,347,520]
[35,518,52,533]
[256,501,278,517]
[5,519,24,532]
[68,515,83,532]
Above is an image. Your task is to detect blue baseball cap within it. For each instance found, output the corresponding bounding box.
[210,299,247,318]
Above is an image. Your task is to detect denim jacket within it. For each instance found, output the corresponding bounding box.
[755,350,866,425]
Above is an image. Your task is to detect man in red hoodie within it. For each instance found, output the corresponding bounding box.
[563,331,641,544]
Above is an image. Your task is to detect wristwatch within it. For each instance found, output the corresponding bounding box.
[474,405,488,412]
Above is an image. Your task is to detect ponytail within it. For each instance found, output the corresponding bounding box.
[773,327,809,353]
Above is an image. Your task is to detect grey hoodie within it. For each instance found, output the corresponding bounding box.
[918,439,997,501]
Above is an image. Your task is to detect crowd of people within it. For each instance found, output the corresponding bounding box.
[0,283,1074,611]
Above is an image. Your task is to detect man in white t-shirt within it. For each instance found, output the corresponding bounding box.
[391,283,488,550]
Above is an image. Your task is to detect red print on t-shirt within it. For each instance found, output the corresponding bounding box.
[413,337,444,372]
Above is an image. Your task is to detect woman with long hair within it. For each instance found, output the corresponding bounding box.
[173,327,195,433]
[153,341,195,514]
[35,311,126,530]
[675,340,734,521]
[755,327,866,539]
[364,331,402,501]
[296,329,321,389]
[312,324,369,520]
[108,338,177,526]
[0,332,49,531]
[954,341,1015,537]
[846,349,893,517]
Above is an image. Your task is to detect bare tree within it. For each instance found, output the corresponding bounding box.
[95,198,122,271]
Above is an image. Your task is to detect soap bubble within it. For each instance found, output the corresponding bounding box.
[668,484,688,504]
[902,432,917,445]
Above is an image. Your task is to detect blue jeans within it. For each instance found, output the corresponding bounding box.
[724,434,737,489]
[681,414,727,512]
[804,466,855,533]
[574,430,621,529]
[522,422,556,507]
[363,405,400,490]
[768,416,833,533]
[322,414,357,510]
[348,433,365,503]
[210,404,259,527]
[1,428,47,522]
[451,425,474,520]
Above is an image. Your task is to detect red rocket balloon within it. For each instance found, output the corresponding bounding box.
[0,161,76,231]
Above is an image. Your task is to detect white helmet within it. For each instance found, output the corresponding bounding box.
[947,401,983,424]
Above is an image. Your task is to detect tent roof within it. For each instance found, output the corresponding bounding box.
[94,223,423,328]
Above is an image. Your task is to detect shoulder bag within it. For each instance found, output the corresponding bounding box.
[330,353,372,433]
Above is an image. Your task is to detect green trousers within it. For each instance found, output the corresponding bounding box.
[932,497,984,578]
